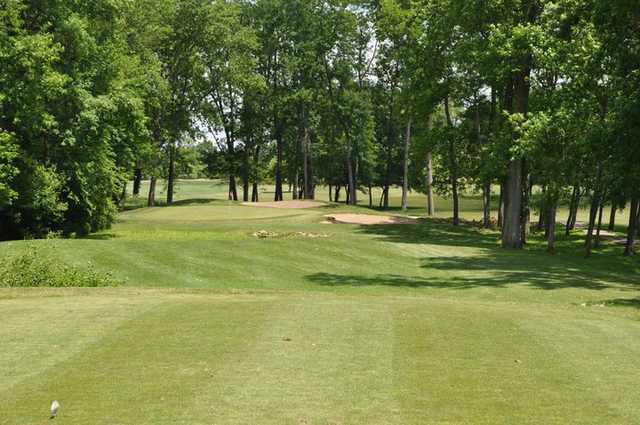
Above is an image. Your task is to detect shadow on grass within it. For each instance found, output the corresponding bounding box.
[356,221,501,249]
[83,233,119,240]
[121,198,220,211]
[306,262,632,291]
[307,220,640,292]
[586,298,640,309]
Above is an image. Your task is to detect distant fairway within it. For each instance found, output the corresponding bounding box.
[1,180,639,424]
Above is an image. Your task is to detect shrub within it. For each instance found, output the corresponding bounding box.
[0,246,121,287]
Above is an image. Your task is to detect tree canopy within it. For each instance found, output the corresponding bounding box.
[1,0,639,256]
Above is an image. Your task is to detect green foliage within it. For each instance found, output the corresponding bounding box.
[0,132,18,206]
[0,246,121,287]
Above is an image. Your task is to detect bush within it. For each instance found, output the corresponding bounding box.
[0,247,121,287]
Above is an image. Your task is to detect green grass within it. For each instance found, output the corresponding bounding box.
[1,180,639,424]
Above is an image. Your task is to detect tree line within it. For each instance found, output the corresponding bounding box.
[1,0,639,257]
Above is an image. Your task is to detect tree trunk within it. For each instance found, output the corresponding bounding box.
[538,186,546,233]
[547,198,557,254]
[227,139,238,201]
[502,160,523,248]
[242,150,249,202]
[274,133,283,201]
[498,183,504,229]
[346,148,357,205]
[624,198,639,256]
[328,184,332,202]
[585,194,600,257]
[608,204,617,231]
[595,200,604,248]
[228,175,238,201]
[520,165,531,244]
[147,176,157,207]
[251,183,259,202]
[303,127,314,199]
[368,183,373,208]
[483,182,491,228]
[242,179,249,203]
[334,185,341,203]
[426,151,435,216]
[119,182,127,208]
[502,62,530,249]
[346,183,350,204]
[452,176,460,226]
[167,143,175,205]
[401,117,412,211]
[133,168,142,196]
[382,185,389,210]
[292,168,299,200]
[566,186,579,235]
[444,95,459,226]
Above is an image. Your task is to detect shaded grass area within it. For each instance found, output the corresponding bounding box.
[1,179,640,424]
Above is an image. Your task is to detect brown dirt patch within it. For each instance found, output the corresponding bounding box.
[325,213,420,225]
[242,200,326,209]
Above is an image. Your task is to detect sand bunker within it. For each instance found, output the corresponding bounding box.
[325,214,420,225]
[243,200,325,209]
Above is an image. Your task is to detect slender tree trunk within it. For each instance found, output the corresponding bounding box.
[401,117,412,211]
[595,201,605,248]
[292,168,299,200]
[147,176,157,207]
[368,183,373,208]
[498,183,504,229]
[119,182,127,208]
[608,204,617,231]
[566,186,579,235]
[585,194,600,257]
[346,148,357,205]
[228,175,238,201]
[167,143,175,205]
[227,139,238,201]
[251,145,260,202]
[334,185,341,203]
[382,185,389,209]
[346,183,350,204]
[242,150,249,202]
[328,184,332,202]
[452,177,460,226]
[483,183,491,228]
[538,186,546,233]
[303,127,313,199]
[624,198,639,256]
[547,197,557,254]
[133,168,142,196]
[426,151,435,216]
[571,190,582,230]
[274,133,283,201]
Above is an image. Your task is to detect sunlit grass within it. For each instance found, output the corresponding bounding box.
[1,179,639,424]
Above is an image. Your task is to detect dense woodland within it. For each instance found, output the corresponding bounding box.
[1,0,639,255]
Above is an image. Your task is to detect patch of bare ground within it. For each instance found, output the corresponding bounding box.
[324,214,421,225]
[242,200,326,209]
[252,230,329,239]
